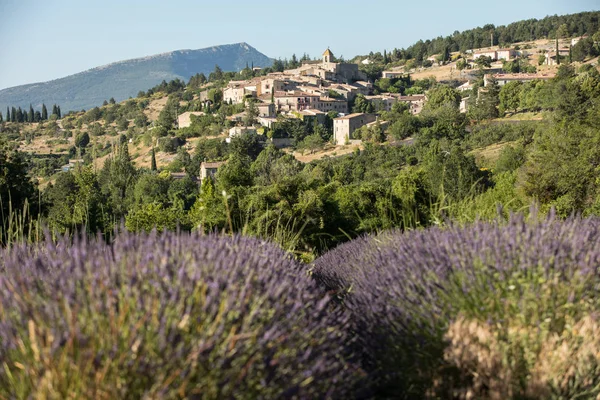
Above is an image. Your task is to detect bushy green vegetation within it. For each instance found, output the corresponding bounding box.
[2,63,600,258]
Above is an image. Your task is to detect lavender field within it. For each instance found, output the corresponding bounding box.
[2,214,600,398]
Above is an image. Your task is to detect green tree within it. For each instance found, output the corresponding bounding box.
[5,107,9,122]
[28,104,34,123]
[352,94,374,113]
[0,112,3,123]
[209,64,224,82]
[299,133,325,154]
[133,172,171,206]
[475,56,492,68]
[217,153,253,190]
[41,104,48,120]
[469,76,500,120]
[423,141,486,203]
[0,148,37,241]
[189,177,226,232]
[499,81,523,114]
[125,201,189,233]
[424,85,461,111]
[75,132,90,149]
[156,96,178,133]
[98,143,137,219]
[134,113,148,128]
[244,99,259,127]
[388,112,419,140]
[151,147,157,171]
[495,144,526,173]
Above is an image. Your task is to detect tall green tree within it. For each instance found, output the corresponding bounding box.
[0,148,37,242]
[151,147,157,171]
[244,99,258,127]
[41,104,48,120]
[28,104,34,123]
[5,107,9,122]
[10,107,16,122]
[98,143,137,220]
[0,112,3,123]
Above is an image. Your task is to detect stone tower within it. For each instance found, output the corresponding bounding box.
[323,48,334,64]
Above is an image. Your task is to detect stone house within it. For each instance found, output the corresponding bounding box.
[177,111,205,129]
[223,80,258,104]
[200,161,225,181]
[333,113,378,145]
[255,102,276,118]
[316,97,349,114]
[273,91,320,112]
[496,48,516,61]
[227,126,257,143]
[297,109,327,125]
[382,71,404,79]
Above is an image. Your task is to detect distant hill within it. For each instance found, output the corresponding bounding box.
[0,42,272,113]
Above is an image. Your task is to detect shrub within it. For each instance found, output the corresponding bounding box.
[157,136,184,153]
[0,233,360,399]
[312,214,600,398]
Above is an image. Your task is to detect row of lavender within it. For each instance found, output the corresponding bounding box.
[2,215,600,398]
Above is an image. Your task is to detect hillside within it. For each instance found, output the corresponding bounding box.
[354,11,600,65]
[0,42,272,113]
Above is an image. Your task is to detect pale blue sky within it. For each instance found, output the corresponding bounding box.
[0,0,597,90]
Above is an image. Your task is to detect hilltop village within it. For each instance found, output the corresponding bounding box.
[187,48,425,149]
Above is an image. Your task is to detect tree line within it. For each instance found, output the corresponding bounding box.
[358,11,600,65]
[2,103,61,123]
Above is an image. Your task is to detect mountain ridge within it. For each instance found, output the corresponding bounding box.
[0,42,272,112]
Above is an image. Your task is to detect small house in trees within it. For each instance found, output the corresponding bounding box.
[177,111,205,129]
[545,49,570,66]
[227,126,257,143]
[382,71,404,79]
[255,102,276,118]
[200,161,225,181]
[333,113,377,145]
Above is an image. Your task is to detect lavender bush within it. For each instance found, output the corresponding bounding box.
[312,213,600,398]
[0,232,360,399]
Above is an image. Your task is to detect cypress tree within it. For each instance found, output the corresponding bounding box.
[151,147,157,171]
[34,111,41,122]
[0,112,3,123]
[41,104,48,120]
[29,104,34,122]
[16,107,23,123]
[52,104,57,116]
[57,105,61,119]
[569,45,573,63]
[6,107,10,122]
[556,38,560,65]
[11,107,16,122]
